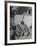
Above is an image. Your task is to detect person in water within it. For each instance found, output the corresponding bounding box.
[10,26,18,40]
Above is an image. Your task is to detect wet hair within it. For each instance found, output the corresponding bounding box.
[21,21,24,25]
[10,25,16,31]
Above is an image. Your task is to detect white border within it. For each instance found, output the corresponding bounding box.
[7,3,35,43]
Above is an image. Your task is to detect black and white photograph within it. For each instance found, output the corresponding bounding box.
[5,1,36,45]
[10,6,32,40]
